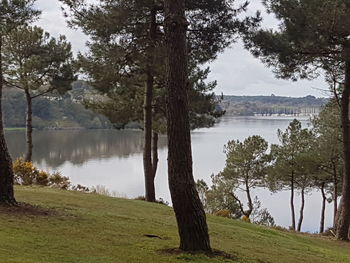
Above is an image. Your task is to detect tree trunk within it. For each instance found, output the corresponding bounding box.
[165,0,211,252]
[320,182,326,233]
[290,173,296,230]
[24,89,33,162]
[0,36,16,204]
[143,7,157,202]
[152,131,159,178]
[245,178,253,218]
[333,164,338,229]
[336,58,350,240]
[297,187,305,232]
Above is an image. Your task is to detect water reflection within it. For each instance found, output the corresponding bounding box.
[6,129,167,168]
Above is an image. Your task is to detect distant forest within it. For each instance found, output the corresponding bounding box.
[4,85,328,129]
[220,95,328,116]
[3,81,112,130]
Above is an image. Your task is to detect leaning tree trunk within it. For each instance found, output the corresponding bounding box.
[24,89,33,162]
[320,182,326,233]
[143,7,157,202]
[245,178,253,219]
[297,187,305,232]
[0,36,16,204]
[290,173,296,230]
[165,0,211,252]
[336,58,350,240]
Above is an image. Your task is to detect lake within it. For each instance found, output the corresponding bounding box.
[5,116,333,233]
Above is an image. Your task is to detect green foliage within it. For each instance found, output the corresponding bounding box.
[3,87,111,129]
[3,25,75,99]
[311,100,343,199]
[242,0,350,81]
[60,0,251,132]
[196,177,243,219]
[268,120,316,192]
[0,0,40,34]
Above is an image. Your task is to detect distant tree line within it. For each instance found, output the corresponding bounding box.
[3,85,111,130]
[221,95,327,116]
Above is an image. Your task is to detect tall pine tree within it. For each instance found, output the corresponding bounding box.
[60,0,248,202]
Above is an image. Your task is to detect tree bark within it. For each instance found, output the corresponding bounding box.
[297,187,305,232]
[143,7,157,202]
[24,88,33,162]
[320,182,326,233]
[336,58,350,240]
[152,131,159,179]
[0,36,16,204]
[245,177,253,218]
[165,0,211,252]
[290,173,296,230]
[333,164,338,229]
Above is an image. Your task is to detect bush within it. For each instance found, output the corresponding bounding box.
[12,158,70,189]
[49,172,71,190]
[215,209,231,218]
[13,159,39,185]
[36,171,50,186]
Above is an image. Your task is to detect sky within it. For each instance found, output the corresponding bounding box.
[34,0,329,98]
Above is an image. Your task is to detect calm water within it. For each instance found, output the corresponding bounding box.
[5,116,332,232]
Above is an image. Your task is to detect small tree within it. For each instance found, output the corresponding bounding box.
[0,0,40,204]
[216,135,269,219]
[268,120,315,231]
[312,100,343,231]
[3,25,75,162]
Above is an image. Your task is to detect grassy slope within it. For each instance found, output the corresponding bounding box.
[0,187,349,263]
[4,128,26,131]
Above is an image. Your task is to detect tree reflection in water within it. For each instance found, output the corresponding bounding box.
[5,129,167,168]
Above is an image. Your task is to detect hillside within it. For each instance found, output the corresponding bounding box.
[3,82,112,130]
[1,187,349,263]
[220,95,328,116]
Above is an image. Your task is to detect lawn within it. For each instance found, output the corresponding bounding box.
[4,127,26,131]
[0,186,349,263]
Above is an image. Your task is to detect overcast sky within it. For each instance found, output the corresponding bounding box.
[34,0,329,98]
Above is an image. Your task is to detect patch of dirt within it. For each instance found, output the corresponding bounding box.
[159,248,238,261]
[0,202,59,217]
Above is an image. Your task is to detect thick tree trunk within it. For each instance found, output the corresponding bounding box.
[333,164,338,229]
[297,187,305,232]
[336,58,350,240]
[165,0,211,252]
[24,89,33,162]
[0,36,16,204]
[290,173,296,230]
[143,8,157,202]
[320,182,326,233]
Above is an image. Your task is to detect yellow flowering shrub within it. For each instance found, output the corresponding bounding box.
[13,158,38,185]
[12,158,69,189]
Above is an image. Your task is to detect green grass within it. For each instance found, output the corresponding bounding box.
[0,186,349,263]
[4,127,26,131]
